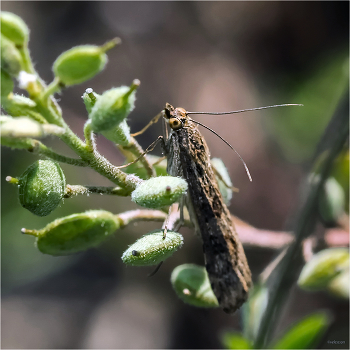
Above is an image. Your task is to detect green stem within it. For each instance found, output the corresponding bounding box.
[254,91,349,348]
[64,184,131,197]
[100,37,122,53]
[83,120,95,151]
[13,39,142,192]
[29,140,88,166]
[82,150,143,190]
[18,46,36,74]
[40,77,62,102]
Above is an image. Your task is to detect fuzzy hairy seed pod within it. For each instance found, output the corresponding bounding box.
[2,94,46,124]
[319,177,346,227]
[171,264,219,308]
[89,82,138,133]
[298,248,349,290]
[1,117,43,138]
[0,35,22,76]
[18,160,66,216]
[82,88,100,114]
[101,119,131,146]
[53,45,108,86]
[1,134,34,149]
[131,176,188,209]
[23,210,121,255]
[327,269,349,299]
[122,230,183,266]
[1,12,29,46]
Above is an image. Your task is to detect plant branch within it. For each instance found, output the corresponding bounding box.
[232,215,348,251]
[254,91,349,348]
[29,140,88,166]
[64,184,131,197]
[118,209,168,227]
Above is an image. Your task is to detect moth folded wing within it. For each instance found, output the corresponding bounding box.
[203,219,251,313]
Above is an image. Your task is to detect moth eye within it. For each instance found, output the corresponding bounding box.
[169,118,182,130]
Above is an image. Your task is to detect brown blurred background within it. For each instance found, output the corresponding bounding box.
[1,1,349,349]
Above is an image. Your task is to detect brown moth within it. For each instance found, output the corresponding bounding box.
[162,103,252,313]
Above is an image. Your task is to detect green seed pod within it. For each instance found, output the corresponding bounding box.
[271,312,331,350]
[221,332,252,350]
[1,12,29,46]
[53,38,120,86]
[2,93,46,124]
[89,80,139,133]
[211,157,233,206]
[329,150,349,212]
[1,69,14,98]
[171,264,219,308]
[1,134,34,149]
[82,87,100,114]
[22,210,121,255]
[1,35,22,76]
[319,177,345,227]
[101,119,131,146]
[298,248,349,291]
[131,176,188,209]
[122,229,183,266]
[18,160,66,216]
[1,116,44,138]
[6,93,36,109]
[327,269,349,299]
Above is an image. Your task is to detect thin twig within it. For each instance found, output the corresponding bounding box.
[64,184,131,198]
[29,140,88,166]
[118,209,168,227]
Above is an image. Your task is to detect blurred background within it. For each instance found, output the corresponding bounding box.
[1,1,349,348]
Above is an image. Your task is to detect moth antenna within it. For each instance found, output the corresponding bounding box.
[191,119,252,182]
[186,103,303,115]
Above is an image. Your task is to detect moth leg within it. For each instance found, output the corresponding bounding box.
[131,111,163,137]
[116,136,164,169]
[151,155,166,167]
[212,163,239,193]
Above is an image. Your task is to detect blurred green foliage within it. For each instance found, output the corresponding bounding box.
[221,332,252,349]
[271,312,331,349]
[269,53,349,162]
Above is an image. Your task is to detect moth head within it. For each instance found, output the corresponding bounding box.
[163,104,187,130]
[163,103,175,120]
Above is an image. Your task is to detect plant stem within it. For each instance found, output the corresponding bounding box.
[64,184,131,197]
[254,91,349,348]
[83,120,95,151]
[29,140,88,166]
[11,35,143,192]
[118,209,168,227]
[40,77,62,102]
